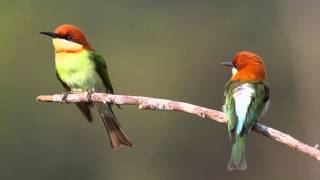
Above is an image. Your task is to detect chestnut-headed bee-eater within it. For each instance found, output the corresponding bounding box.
[222,51,270,170]
[40,24,134,149]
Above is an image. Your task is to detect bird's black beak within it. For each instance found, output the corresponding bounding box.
[40,31,59,38]
[220,61,233,67]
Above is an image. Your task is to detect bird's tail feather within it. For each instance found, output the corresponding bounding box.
[227,135,247,171]
[97,104,134,149]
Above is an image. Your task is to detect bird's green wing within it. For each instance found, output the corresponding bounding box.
[90,51,121,109]
[243,82,269,134]
[224,80,238,139]
[90,51,114,93]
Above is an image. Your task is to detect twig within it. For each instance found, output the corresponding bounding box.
[36,93,320,162]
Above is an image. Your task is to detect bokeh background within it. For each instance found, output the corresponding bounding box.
[0,0,319,179]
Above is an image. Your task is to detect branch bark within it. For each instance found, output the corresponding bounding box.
[36,93,320,162]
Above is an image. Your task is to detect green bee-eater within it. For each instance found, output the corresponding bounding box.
[41,24,134,149]
[222,51,270,170]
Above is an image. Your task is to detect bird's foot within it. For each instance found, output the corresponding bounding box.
[87,88,95,102]
[61,91,73,102]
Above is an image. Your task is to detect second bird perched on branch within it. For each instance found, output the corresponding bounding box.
[222,51,270,170]
[40,24,134,149]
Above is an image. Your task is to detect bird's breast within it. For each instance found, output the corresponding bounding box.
[55,51,96,91]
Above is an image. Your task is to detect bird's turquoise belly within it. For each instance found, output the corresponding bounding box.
[55,51,96,92]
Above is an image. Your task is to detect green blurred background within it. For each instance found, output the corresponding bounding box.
[0,0,319,179]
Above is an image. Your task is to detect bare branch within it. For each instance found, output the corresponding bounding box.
[37,93,320,161]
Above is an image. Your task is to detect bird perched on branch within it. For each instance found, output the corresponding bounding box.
[40,24,134,149]
[222,51,269,170]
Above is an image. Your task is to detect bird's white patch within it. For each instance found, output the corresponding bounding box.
[233,84,255,134]
[232,67,238,76]
[52,38,83,52]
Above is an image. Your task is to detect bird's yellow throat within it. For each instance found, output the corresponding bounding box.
[52,38,84,53]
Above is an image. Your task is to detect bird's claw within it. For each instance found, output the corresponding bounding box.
[61,92,72,102]
[87,88,95,102]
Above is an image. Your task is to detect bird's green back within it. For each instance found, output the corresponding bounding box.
[224,80,269,138]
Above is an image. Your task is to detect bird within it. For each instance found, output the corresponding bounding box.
[40,24,134,149]
[221,51,270,170]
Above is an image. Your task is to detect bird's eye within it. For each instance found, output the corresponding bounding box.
[65,35,72,41]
